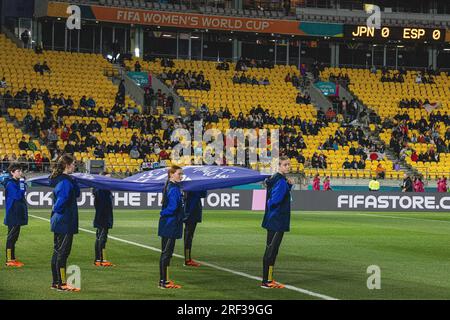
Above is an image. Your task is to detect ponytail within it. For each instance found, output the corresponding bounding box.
[50,154,75,179]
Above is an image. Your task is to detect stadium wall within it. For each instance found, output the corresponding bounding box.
[1,188,449,212]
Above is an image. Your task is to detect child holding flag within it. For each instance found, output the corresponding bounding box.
[49,154,81,292]
[261,156,293,289]
[2,163,28,267]
[158,165,184,289]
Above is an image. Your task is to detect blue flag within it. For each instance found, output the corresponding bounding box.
[28,166,269,192]
[125,166,270,191]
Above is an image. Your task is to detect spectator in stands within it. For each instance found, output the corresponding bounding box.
[18,154,27,166]
[20,29,30,49]
[285,73,291,83]
[86,96,96,109]
[28,138,37,151]
[85,133,98,148]
[42,154,50,172]
[67,95,74,107]
[401,174,413,192]
[18,137,29,151]
[134,61,142,72]
[94,144,105,159]
[1,155,10,172]
[161,58,174,68]
[342,158,351,169]
[64,141,75,154]
[34,153,43,172]
[41,61,51,74]
[376,163,386,179]
[34,42,43,54]
[2,90,13,108]
[318,154,327,169]
[232,73,240,84]
[415,73,422,84]
[130,146,140,159]
[411,150,418,162]
[220,61,230,71]
[0,77,6,88]
[357,158,366,169]
[350,157,358,170]
[118,79,126,98]
[235,57,248,71]
[325,107,336,121]
[79,95,88,108]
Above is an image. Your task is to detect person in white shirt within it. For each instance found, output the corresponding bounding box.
[415,74,422,84]
[0,77,7,88]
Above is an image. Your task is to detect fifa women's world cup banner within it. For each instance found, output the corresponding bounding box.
[45,1,343,37]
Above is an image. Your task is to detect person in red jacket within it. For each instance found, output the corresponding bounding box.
[312,174,321,191]
[437,177,447,192]
[414,176,425,192]
[323,176,332,191]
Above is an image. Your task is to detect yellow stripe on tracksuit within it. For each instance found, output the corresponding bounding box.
[60,268,67,284]
[268,266,274,282]
[6,249,12,261]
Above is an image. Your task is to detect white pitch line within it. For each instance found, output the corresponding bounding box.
[29,214,338,301]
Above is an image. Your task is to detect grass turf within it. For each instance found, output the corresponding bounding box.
[1,209,450,300]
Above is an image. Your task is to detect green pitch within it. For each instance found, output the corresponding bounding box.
[1,209,450,300]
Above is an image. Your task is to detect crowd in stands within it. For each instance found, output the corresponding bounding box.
[390,129,442,164]
[285,72,308,89]
[414,72,435,84]
[1,152,51,173]
[341,157,366,170]
[311,60,325,80]
[160,69,211,91]
[33,61,51,76]
[388,111,450,162]
[134,60,142,72]
[235,57,274,71]
[398,98,433,109]
[232,73,270,85]
[295,92,311,104]
[310,152,328,169]
[216,61,230,71]
[327,97,364,123]
[380,73,405,83]
[9,76,176,162]
[319,126,374,152]
[160,57,175,68]
[328,72,350,85]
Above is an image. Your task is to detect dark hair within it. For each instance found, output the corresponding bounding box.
[100,171,110,176]
[7,163,22,174]
[50,154,75,179]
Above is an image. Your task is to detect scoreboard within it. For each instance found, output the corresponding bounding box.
[344,25,446,42]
